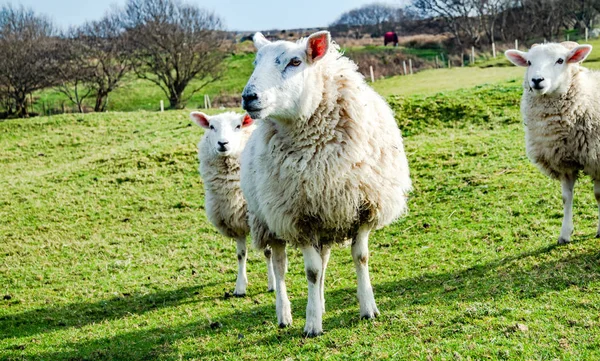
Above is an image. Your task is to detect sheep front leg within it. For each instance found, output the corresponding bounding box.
[264,247,276,292]
[234,237,248,297]
[559,175,576,244]
[319,245,331,314]
[594,180,600,238]
[301,245,323,337]
[271,243,292,327]
[352,226,379,319]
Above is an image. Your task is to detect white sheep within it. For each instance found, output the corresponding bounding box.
[191,111,275,296]
[240,31,412,336]
[505,42,599,244]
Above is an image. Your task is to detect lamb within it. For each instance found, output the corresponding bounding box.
[505,42,599,244]
[191,111,275,296]
[240,31,412,336]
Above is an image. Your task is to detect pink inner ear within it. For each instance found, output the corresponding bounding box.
[192,113,210,128]
[309,35,328,61]
[506,51,528,67]
[568,47,591,63]
[242,114,254,127]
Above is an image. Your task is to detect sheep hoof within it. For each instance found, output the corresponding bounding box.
[557,237,571,245]
[278,322,291,329]
[596,232,600,239]
[303,330,323,338]
[267,288,275,293]
[360,309,380,320]
[233,292,246,298]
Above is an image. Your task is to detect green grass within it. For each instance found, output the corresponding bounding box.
[2,83,600,360]
[372,66,525,97]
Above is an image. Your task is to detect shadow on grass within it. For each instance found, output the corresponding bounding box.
[4,243,600,360]
[0,282,224,341]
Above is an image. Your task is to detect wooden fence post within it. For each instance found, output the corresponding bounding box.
[409,59,413,74]
[369,65,374,82]
[402,61,407,75]
[492,43,496,58]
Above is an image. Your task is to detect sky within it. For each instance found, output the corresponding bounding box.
[13,0,407,32]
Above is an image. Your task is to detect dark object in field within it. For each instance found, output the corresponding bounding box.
[210,321,222,330]
[384,32,398,47]
[3,294,11,300]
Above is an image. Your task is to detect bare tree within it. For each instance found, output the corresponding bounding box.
[0,5,57,117]
[413,0,484,47]
[475,0,509,45]
[53,35,95,113]
[78,13,132,112]
[120,0,228,109]
[331,3,401,37]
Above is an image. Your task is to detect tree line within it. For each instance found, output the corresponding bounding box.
[0,0,229,118]
[331,1,600,49]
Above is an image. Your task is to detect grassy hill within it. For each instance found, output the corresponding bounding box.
[2,82,600,359]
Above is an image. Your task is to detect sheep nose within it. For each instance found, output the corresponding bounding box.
[242,92,259,110]
[532,77,545,87]
[218,141,229,147]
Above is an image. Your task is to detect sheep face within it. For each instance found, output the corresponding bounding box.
[190,112,254,156]
[242,31,331,121]
[505,43,592,95]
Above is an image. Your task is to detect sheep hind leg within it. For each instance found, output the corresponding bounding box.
[594,180,600,238]
[301,245,324,337]
[264,247,276,292]
[272,243,292,328]
[233,237,248,297]
[319,245,331,314]
[352,225,379,319]
[558,174,576,244]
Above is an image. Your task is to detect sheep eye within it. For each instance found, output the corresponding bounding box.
[556,58,564,64]
[236,125,241,130]
[209,125,215,130]
[288,57,302,67]
[527,60,532,66]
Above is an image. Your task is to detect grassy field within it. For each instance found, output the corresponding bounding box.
[2,81,600,360]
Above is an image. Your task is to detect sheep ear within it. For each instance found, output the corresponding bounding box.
[505,50,529,67]
[306,31,330,63]
[242,113,254,127]
[253,32,270,50]
[560,41,579,50]
[567,45,592,64]
[190,111,210,129]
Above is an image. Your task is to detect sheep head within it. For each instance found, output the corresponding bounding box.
[241,31,331,122]
[505,43,592,96]
[191,112,254,156]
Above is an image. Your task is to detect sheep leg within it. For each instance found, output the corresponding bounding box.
[264,247,276,292]
[594,180,600,238]
[271,243,292,327]
[559,175,576,244]
[319,245,331,314]
[233,237,248,297]
[301,245,323,337]
[352,225,379,319]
